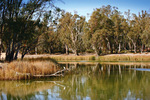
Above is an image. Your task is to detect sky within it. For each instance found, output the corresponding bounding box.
[54,0,150,20]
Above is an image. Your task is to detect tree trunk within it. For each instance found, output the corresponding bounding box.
[133,43,136,53]
[6,51,14,62]
[5,43,15,62]
[14,50,19,60]
[114,43,118,54]
[14,43,21,60]
[141,44,143,53]
[65,44,69,55]
[93,45,99,56]
[128,42,132,51]
[48,48,51,54]
[107,41,111,54]
[21,54,25,60]
[118,43,121,53]
[74,49,78,56]
[35,47,37,55]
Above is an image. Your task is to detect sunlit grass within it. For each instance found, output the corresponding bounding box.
[24,55,96,61]
[0,61,60,80]
[24,54,150,62]
[97,55,150,62]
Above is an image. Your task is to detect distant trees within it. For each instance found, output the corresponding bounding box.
[83,5,150,55]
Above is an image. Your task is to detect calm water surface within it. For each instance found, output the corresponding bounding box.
[0,62,150,100]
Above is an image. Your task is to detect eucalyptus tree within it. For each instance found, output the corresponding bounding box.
[88,5,115,55]
[142,18,150,49]
[58,12,72,55]
[120,18,130,52]
[138,10,149,52]
[82,22,92,52]
[37,8,63,54]
[0,0,57,61]
[127,14,142,53]
[58,12,85,55]
[38,27,63,54]
[111,9,123,53]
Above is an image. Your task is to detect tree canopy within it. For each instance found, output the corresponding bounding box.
[1,3,150,60]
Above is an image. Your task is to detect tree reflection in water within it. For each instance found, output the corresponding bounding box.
[58,63,150,100]
[0,63,150,100]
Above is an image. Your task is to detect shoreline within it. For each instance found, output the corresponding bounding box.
[23,53,150,62]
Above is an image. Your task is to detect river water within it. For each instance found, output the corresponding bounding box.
[0,62,150,100]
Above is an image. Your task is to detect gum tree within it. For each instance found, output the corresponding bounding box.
[0,0,57,61]
[58,12,85,55]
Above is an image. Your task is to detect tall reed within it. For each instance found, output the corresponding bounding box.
[0,61,60,80]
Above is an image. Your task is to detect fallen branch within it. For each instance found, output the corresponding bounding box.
[13,67,68,78]
[52,68,68,75]
[33,74,64,77]
[33,68,68,77]
[15,72,31,76]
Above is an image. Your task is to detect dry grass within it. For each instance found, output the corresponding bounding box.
[24,54,150,62]
[97,55,150,62]
[0,61,60,80]
[49,55,96,61]
[24,55,96,61]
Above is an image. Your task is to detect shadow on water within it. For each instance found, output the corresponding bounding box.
[0,62,150,100]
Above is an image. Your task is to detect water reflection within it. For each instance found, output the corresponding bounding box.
[57,63,150,100]
[0,63,150,100]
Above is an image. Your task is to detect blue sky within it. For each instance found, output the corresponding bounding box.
[55,0,150,20]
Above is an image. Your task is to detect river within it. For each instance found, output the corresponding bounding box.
[0,62,150,100]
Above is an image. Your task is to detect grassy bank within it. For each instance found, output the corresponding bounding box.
[24,54,150,62]
[0,61,60,80]
[24,55,96,61]
[97,55,150,62]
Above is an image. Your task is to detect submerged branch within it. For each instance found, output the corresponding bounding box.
[33,74,64,77]
[12,67,69,78]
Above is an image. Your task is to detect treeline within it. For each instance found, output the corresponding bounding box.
[0,1,150,61]
[39,5,150,56]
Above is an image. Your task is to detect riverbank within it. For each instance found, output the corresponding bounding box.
[0,53,150,80]
[24,53,150,62]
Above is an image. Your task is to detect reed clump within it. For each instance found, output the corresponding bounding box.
[0,61,60,80]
